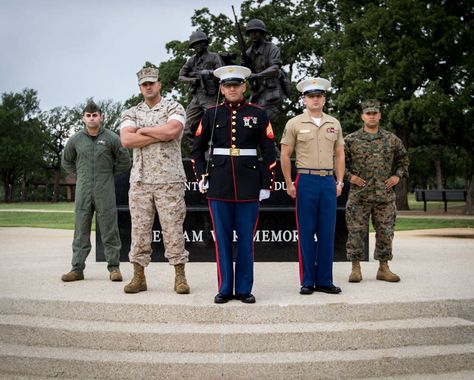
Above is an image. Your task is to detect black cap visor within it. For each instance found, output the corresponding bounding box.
[220,78,245,85]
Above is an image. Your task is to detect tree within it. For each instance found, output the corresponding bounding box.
[319,0,473,210]
[156,1,330,143]
[143,0,474,212]
[0,89,43,202]
[40,107,76,201]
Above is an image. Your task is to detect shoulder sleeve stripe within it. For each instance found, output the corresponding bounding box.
[168,114,185,125]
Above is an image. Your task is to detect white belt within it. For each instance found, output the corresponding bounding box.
[213,148,257,157]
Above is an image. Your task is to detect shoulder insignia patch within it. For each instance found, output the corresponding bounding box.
[266,123,274,139]
[195,122,202,137]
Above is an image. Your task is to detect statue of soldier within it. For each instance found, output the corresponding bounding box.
[179,30,223,150]
[243,19,288,123]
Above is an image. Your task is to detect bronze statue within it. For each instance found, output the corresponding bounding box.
[179,30,223,150]
[243,19,289,123]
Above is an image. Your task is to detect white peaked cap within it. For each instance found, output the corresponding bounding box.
[214,65,252,84]
[296,77,331,94]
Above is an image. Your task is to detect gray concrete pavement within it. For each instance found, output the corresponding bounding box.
[0,227,473,379]
[0,227,473,307]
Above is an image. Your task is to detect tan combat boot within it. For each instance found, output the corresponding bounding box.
[376,261,400,282]
[109,268,123,282]
[348,261,363,282]
[174,264,190,294]
[61,271,84,282]
[124,263,147,293]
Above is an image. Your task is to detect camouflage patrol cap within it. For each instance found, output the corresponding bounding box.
[137,67,159,85]
[83,101,101,114]
[362,99,380,113]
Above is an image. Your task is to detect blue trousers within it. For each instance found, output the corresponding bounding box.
[295,174,337,288]
[208,200,259,296]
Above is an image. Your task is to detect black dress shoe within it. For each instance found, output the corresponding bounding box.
[214,293,233,304]
[299,286,314,295]
[314,285,342,294]
[235,294,256,303]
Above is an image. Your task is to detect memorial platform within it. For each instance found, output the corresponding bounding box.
[0,226,473,379]
[97,160,369,263]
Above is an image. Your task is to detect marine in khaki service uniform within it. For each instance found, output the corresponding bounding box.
[280,77,344,295]
[61,101,130,282]
[191,65,276,304]
[120,65,190,295]
[344,99,409,283]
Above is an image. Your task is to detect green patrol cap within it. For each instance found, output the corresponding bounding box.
[83,101,101,114]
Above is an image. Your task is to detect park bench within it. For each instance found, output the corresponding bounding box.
[414,189,467,212]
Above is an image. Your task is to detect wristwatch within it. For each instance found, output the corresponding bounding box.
[336,181,344,188]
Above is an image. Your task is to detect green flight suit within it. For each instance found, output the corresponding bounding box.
[62,126,130,273]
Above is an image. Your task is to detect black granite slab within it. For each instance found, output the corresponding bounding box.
[96,159,368,262]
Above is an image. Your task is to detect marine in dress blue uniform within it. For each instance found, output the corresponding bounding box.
[280,78,345,295]
[191,65,276,304]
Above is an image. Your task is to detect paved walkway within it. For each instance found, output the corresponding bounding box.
[0,227,472,307]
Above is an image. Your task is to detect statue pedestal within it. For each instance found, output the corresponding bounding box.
[96,159,368,262]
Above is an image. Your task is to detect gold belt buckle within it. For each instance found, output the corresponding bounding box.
[318,170,328,176]
[230,148,240,156]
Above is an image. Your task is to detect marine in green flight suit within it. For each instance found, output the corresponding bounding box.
[61,101,130,282]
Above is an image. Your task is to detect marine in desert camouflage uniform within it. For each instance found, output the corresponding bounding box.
[120,65,190,295]
[344,99,409,283]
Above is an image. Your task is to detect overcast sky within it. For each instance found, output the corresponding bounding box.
[0,0,244,111]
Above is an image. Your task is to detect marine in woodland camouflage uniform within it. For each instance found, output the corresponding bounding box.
[344,99,409,282]
[120,65,190,294]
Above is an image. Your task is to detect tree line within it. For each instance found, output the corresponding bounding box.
[0,0,472,213]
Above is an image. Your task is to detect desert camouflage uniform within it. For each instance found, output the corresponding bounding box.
[120,98,189,267]
[344,128,409,261]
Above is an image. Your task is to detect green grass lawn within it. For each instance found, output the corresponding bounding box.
[0,202,81,230]
[0,211,75,230]
[394,218,473,231]
[0,202,74,211]
[407,192,466,211]
[2,194,461,212]
[0,199,472,231]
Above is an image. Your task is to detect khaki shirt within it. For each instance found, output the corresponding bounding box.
[120,98,186,184]
[280,111,344,169]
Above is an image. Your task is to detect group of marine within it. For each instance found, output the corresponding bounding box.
[60,19,409,304]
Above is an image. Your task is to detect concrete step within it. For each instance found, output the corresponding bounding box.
[0,314,472,353]
[2,373,474,380]
[0,343,473,379]
[0,376,77,380]
[2,370,474,380]
[364,371,474,379]
[1,297,473,324]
